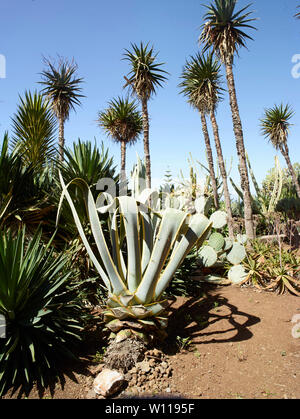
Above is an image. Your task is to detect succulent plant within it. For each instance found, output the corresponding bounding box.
[208,232,225,252]
[209,210,227,229]
[228,264,249,284]
[226,242,247,265]
[198,245,218,268]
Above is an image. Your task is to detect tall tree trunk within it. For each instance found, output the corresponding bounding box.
[120,140,127,185]
[210,110,234,239]
[119,140,127,196]
[58,116,65,162]
[141,98,151,189]
[280,142,300,198]
[200,111,219,210]
[224,60,254,239]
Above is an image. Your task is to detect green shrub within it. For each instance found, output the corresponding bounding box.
[0,228,87,396]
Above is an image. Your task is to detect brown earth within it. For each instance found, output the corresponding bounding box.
[3,284,300,400]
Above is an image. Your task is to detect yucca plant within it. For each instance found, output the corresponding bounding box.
[123,42,168,188]
[39,57,84,162]
[57,173,212,368]
[260,104,300,199]
[179,52,235,238]
[0,133,55,234]
[11,91,57,168]
[98,96,143,179]
[0,228,86,396]
[199,0,257,239]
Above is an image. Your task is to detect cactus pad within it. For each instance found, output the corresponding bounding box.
[209,210,227,229]
[208,232,225,252]
[198,245,218,267]
[228,264,249,284]
[226,242,247,265]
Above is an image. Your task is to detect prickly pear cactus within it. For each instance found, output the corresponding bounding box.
[197,208,249,285]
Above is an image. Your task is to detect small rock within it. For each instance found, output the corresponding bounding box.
[86,389,97,399]
[161,361,168,369]
[138,360,151,373]
[93,369,125,397]
[90,363,104,376]
[152,349,161,358]
[149,359,156,367]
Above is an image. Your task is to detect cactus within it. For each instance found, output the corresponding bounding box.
[236,234,247,245]
[228,265,249,284]
[230,154,283,217]
[208,232,225,252]
[198,245,218,268]
[197,208,248,285]
[209,210,227,229]
[226,243,247,265]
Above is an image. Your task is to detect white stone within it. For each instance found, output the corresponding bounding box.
[93,369,125,397]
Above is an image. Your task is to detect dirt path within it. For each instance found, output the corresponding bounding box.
[168,285,300,399]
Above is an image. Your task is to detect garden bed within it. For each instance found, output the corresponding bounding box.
[3,284,300,399]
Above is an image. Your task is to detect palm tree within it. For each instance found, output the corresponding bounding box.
[179,52,234,239]
[260,104,300,199]
[11,90,57,168]
[39,57,84,162]
[123,42,168,188]
[98,97,143,181]
[199,0,257,239]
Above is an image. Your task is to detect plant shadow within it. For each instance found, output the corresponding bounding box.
[161,285,261,355]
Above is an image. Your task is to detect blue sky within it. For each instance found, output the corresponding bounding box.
[0,0,300,193]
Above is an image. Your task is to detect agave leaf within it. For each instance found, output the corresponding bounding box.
[118,196,142,291]
[135,208,187,303]
[154,214,212,299]
[57,173,127,295]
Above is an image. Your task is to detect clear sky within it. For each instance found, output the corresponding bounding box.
[0,0,300,192]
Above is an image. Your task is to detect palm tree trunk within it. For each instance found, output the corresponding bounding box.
[279,142,300,198]
[210,110,234,239]
[120,140,127,187]
[200,111,219,210]
[224,60,254,239]
[141,98,151,189]
[58,116,65,162]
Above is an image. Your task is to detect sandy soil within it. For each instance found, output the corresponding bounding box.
[3,284,300,400]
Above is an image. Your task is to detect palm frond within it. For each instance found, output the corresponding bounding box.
[39,57,84,121]
[179,51,224,113]
[98,96,143,145]
[199,0,257,63]
[260,103,294,150]
[123,42,168,100]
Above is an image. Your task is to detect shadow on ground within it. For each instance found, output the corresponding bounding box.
[162,285,261,355]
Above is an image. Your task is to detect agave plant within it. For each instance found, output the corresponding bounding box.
[57,172,212,362]
[0,228,86,396]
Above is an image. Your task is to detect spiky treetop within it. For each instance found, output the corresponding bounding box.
[39,57,84,122]
[11,90,57,167]
[123,42,168,101]
[98,97,143,145]
[260,104,294,150]
[179,52,224,113]
[199,0,257,64]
